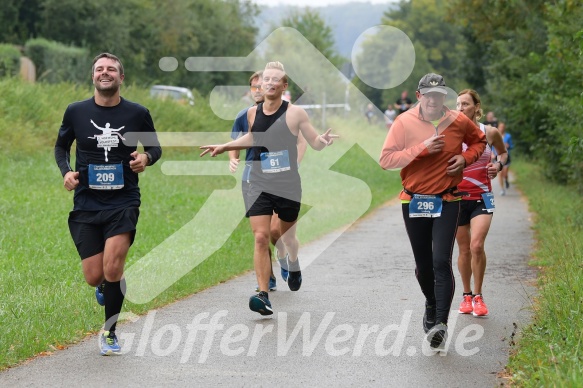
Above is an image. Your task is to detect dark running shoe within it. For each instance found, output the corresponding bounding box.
[249,291,273,315]
[423,301,436,333]
[95,282,105,306]
[426,323,448,350]
[287,270,302,291]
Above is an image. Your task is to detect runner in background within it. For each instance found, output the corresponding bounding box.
[455,89,508,317]
[495,122,513,195]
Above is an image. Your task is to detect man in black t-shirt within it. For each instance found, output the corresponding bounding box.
[394,90,413,114]
[54,52,161,356]
[483,111,498,128]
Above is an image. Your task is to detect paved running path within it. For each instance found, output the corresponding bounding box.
[0,177,535,387]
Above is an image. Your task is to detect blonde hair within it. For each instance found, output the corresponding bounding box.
[264,61,288,84]
[458,89,484,121]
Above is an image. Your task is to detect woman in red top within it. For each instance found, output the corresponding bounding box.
[455,89,508,317]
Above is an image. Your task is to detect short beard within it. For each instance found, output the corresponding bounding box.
[95,83,119,97]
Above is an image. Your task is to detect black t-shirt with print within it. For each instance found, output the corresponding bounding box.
[54,97,162,211]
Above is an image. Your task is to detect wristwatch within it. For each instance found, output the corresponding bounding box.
[497,160,504,171]
[145,152,152,166]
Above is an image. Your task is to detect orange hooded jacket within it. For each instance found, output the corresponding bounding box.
[380,103,486,202]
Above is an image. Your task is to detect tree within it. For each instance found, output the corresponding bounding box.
[262,9,346,106]
[0,0,43,45]
[34,0,258,92]
[279,8,344,68]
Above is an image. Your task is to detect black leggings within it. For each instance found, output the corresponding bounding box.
[402,200,460,324]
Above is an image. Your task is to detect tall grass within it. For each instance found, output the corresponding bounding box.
[506,160,583,386]
[0,78,401,369]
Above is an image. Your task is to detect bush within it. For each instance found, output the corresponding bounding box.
[24,38,90,84]
[0,44,21,78]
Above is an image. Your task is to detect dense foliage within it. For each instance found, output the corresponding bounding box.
[353,0,582,191]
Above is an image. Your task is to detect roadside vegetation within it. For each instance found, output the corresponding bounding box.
[505,160,583,386]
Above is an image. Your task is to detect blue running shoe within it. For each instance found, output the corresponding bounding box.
[275,248,289,282]
[100,331,121,355]
[276,250,289,282]
[95,282,105,306]
[255,276,277,292]
[280,266,289,283]
[249,291,273,315]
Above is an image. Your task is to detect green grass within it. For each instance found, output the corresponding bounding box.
[505,159,583,386]
[0,78,401,369]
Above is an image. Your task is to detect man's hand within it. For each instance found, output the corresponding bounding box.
[424,135,445,154]
[318,128,340,146]
[486,161,500,179]
[229,158,240,173]
[200,145,226,157]
[446,155,466,176]
[63,171,79,191]
[130,151,148,173]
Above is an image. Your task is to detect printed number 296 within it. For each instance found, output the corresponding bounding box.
[417,201,434,210]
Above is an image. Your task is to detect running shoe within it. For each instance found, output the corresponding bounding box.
[100,331,121,355]
[287,270,302,291]
[499,189,506,196]
[426,323,448,350]
[249,291,273,315]
[458,294,473,314]
[95,282,105,306]
[423,301,436,333]
[280,265,289,283]
[276,248,289,282]
[255,276,277,292]
[472,294,489,317]
[505,178,510,189]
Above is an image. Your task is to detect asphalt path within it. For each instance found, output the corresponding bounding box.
[0,176,536,387]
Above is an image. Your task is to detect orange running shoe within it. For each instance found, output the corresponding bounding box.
[472,294,489,317]
[458,294,473,314]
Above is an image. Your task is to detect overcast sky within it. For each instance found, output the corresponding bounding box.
[253,0,394,7]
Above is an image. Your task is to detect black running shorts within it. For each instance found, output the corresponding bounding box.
[245,191,300,222]
[458,199,492,226]
[68,207,140,259]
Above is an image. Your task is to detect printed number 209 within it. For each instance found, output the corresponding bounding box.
[96,173,115,182]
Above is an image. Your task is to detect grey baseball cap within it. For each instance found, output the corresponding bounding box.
[417,73,447,95]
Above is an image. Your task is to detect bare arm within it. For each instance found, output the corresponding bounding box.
[202,107,257,157]
[200,133,253,157]
[297,131,308,164]
[292,106,338,151]
[486,125,508,178]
